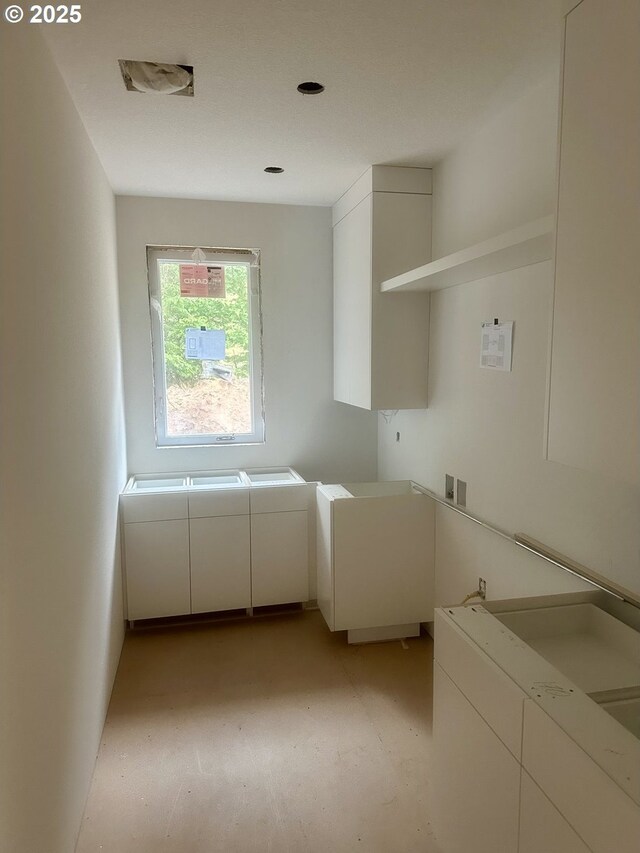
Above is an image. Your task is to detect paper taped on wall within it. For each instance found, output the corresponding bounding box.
[480,321,513,371]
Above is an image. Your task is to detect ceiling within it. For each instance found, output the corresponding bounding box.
[43,0,566,206]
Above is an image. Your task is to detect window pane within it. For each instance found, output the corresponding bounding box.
[158,260,253,437]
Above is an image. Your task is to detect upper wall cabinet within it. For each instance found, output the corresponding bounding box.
[547,0,640,486]
[333,165,432,410]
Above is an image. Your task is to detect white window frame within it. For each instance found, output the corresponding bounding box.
[147,245,265,447]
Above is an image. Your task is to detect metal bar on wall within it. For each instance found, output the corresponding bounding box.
[411,481,640,611]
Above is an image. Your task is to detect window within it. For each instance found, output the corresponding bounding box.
[147,246,264,446]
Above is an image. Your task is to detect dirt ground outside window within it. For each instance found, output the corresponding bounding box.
[166,378,252,436]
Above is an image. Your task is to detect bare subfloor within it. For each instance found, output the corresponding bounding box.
[75,610,440,853]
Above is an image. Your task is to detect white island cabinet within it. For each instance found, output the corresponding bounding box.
[432,594,640,853]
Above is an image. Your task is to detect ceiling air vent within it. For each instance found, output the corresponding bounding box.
[118,60,194,97]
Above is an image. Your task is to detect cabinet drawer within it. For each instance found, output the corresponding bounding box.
[250,483,311,514]
[434,609,526,760]
[188,488,249,519]
[121,491,188,523]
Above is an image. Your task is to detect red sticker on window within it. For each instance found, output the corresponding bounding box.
[179,264,226,298]
[180,264,209,297]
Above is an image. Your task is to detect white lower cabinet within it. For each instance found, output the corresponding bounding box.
[124,519,190,620]
[122,477,313,620]
[434,601,640,853]
[316,481,434,639]
[190,515,251,613]
[250,510,309,607]
[519,770,591,853]
[432,663,521,853]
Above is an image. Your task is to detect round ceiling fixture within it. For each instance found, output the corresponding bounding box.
[297,81,325,95]
[264,166,284,174]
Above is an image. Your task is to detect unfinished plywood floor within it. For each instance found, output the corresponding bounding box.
[75,610,439,853]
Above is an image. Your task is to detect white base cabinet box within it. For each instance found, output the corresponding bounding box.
[432,594,640,853]
[317,481,434,641]
[121,469,314,621]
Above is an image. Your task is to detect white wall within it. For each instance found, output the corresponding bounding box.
[116,196,377,482]
[432,75,561,258]
[0,25,127,853]
[378,73,640,602]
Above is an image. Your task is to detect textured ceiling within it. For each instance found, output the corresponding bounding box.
[43,0,566,206]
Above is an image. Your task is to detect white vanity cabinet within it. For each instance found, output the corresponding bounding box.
[121,491,191,620]
[546,0,640,485]
[249,483,313,607]
[333,165,432,410]
[188,488,251,614]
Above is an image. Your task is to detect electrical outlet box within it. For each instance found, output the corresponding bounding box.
[478,577,487,599]
[445,474,454,500]
[456,479,467,507]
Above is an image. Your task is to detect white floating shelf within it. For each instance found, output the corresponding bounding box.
[381,215,555,293]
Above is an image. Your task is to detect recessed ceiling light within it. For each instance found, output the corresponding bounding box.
[297,81,325,95]
[264,166,284,174]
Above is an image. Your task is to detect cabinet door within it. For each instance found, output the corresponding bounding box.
[523,699,640,853]
[333,196,373,409]
[333,494,434,632]
[190,515,251,614]
[519,770,591,853]
[124,520,190,620]
[547,0,640,485]
[371,192,431,410]
[251,511,309,607]
[316,491,334,630]
[434,609,525,759]
[432,663,520,853]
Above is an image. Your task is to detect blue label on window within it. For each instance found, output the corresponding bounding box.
[185,328,226,360]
